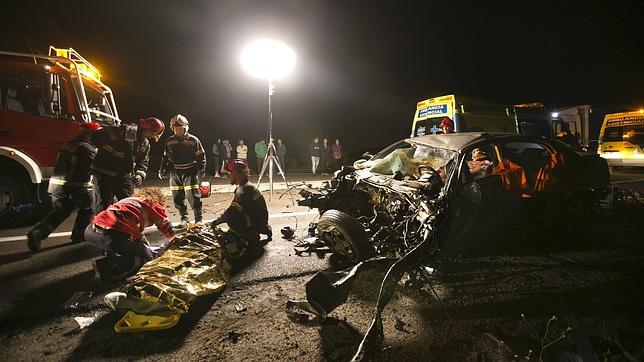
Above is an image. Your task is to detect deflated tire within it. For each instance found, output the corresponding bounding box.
[317,209,374,264]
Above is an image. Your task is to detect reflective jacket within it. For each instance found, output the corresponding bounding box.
[93,197,173,241]
[160,133,206,173]
[220,183,268,232]
[90,124,150,178]
[48,135,97,193]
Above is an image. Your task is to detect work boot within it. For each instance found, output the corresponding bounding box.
[264,224,273,241]
[27,230,43,253]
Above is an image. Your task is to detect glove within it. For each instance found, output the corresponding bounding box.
[133,174,143,186]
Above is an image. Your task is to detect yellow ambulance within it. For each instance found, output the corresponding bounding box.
[410,94,517,137]
[597,110,644,167]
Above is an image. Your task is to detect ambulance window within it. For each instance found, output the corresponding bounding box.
[623,126,644,146]
[602,127,622,142]
[0,72,56,118]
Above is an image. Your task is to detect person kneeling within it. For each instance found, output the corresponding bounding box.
[85,188,174,282]
[211,159,272,251]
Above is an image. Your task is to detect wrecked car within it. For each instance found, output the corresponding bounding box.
[292,132,609,360]
[299,132,610,261]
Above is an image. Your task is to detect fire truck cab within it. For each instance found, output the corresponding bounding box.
[0,46,121,226]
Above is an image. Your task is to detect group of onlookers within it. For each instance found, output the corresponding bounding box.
[211,138,288,177]
[308,137,343,176]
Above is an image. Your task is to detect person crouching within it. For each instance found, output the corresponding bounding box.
[211,159,272,250]
[85,188,174,282]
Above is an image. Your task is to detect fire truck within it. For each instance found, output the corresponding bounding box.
[0,46,121,226]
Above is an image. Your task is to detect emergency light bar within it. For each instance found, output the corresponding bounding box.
[49,47,102,81]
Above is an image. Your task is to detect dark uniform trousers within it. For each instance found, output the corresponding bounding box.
[93,172,135,212]
[170,170,202,222]
[31,185,94,241]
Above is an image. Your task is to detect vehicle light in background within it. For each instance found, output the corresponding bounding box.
[551,112,559,118]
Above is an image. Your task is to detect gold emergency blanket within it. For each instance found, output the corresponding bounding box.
[113,225,232,332]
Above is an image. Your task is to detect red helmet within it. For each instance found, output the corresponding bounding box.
[439,117,454,132]
[79,122,101,132]
[225,159,249,184]
[138,117,165,140]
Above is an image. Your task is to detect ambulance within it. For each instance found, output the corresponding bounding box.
[410,94,517,137]
[597,110,644,168]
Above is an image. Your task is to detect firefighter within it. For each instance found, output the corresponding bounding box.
[26,122,101,252]
[90,117,165,212]
[84,188,174,282]
[211,159,272,246]
[159,114,206,225]
[440,117,454,134]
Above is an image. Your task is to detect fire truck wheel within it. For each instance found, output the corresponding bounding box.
[0,174,35,227]
[317,209,374,264]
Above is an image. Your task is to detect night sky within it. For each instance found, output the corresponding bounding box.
[2,0,643,164]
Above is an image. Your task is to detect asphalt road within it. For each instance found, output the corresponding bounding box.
[1,170,643,360]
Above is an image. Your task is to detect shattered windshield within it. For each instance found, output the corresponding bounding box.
[367,140,456,177]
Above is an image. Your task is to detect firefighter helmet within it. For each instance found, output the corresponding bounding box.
[225,159,249,184]
[170,114,189,128]
[79,122,101,132]
[439,117,454,133]
[138,117,165,140]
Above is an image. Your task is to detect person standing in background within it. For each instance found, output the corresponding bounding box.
[222,139,233,173]
[254,138,267,173]
[212,138,221,177]
[332,138,342,171]
[236,139,248,161]
[320,138,331,175]
[308,137,321,175]
[276,138,287,172]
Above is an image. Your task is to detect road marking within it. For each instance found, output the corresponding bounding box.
[0,210,318,243]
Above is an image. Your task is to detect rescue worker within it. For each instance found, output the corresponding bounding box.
[211,159,272,247]
[159,114,206,225]
[91,117,165,212]
[84,188,174,282]
[440,117,454,134]
[26,122,101,252]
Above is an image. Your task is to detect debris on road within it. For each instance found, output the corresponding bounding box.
[280,226,295,240]
[63,291,93,311]
[234,302,247,313]
[73,313,99,330]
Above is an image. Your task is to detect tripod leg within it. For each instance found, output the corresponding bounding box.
[257,151,271,186]
[272,155,295,205]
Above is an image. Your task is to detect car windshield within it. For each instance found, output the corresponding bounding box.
[368,140,456,177]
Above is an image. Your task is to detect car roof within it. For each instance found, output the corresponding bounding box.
[406,132,531,151]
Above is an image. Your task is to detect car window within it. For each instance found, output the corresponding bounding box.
[498,141,551,191]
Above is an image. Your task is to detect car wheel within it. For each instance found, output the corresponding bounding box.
[317,209,374,264]
[0,174,35,227]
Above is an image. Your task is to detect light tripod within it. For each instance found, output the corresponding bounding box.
[256,80,294,203]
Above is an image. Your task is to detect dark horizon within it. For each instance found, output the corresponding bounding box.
[2,0,643,163]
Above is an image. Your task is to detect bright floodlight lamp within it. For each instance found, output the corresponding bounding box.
[241,39,295,202]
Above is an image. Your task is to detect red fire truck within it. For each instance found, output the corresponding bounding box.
[0,46,121,226]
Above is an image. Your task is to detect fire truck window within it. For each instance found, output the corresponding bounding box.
[0,72,56,118]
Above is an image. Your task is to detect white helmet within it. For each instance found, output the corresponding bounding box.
[170,114,189,128]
